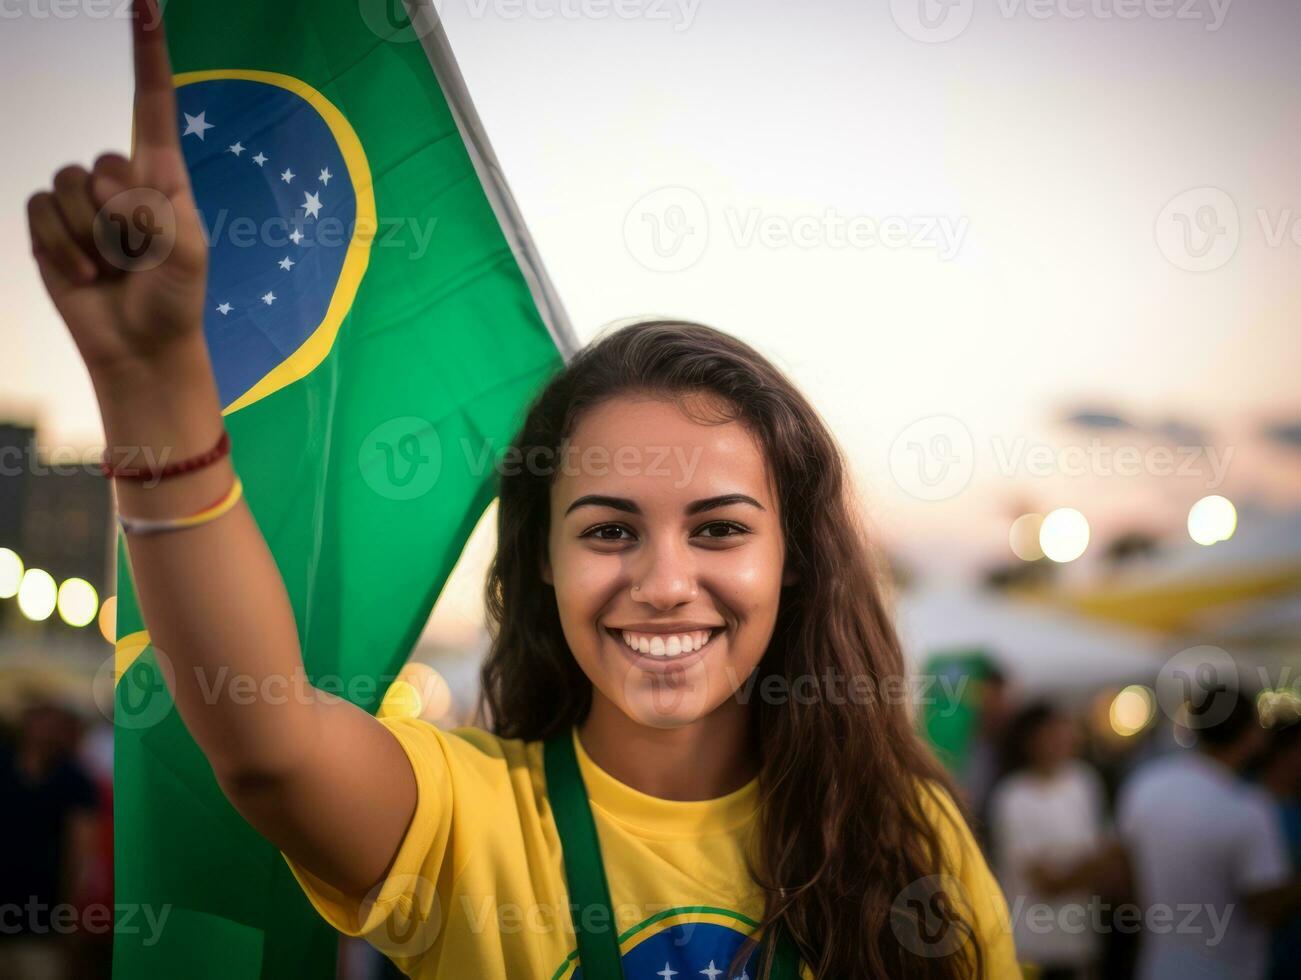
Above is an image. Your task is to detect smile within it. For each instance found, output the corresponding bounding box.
[604,626,725,668]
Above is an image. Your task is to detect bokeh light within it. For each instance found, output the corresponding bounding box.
[98,595,118,644]
[1188,494,1237,546]
[17,567,57,621]
[1039,508,1090,563]
[1110,685,1156,736]
[1009,513,1045,561]
[57,577,99,628]
[0,548,22,598]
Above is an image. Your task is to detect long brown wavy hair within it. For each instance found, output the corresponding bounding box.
[476,320,984,978]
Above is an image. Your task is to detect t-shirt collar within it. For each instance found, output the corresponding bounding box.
[569,725,759,839]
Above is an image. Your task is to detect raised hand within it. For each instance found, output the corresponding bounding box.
[26,0,208,380]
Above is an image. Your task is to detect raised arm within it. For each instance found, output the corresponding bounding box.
[25,0,415,901]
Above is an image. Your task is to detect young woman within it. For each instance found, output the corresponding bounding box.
[25,6,1016,977]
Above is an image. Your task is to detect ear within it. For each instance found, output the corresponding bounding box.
[540,553,553,586]
[782,564,798,588]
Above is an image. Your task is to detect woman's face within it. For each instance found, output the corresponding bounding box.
[543,394,793,729]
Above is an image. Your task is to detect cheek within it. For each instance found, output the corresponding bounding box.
[705,541,786,619]
[551,546,619,622]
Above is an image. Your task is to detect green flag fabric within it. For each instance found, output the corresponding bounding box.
[111,3,573,977]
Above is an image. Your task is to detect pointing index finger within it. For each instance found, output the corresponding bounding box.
[131,0,181,162]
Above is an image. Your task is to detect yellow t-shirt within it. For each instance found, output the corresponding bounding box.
[283,718,1019,979]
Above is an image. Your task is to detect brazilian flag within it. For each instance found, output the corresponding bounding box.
[111,2,575,976]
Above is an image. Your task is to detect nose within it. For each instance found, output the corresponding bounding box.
[630,536,698,608]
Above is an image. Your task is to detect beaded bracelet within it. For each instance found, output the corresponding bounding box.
[117,476,244,536]
[100,429,231,481]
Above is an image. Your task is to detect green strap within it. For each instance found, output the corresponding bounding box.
[543,730,801,979]
[544,732,624,980]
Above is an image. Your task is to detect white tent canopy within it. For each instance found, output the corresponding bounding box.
[894,585,1165,695]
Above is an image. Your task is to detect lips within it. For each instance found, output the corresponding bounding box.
[606,626,724,672]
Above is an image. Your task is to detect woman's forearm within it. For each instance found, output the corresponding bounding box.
[94,336,317,781]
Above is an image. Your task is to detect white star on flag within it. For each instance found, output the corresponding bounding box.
[278,256,295,271]
[700,962,723,979]
[302,191,323,219]
[657,966,678,980]
[228,142,245,156]
[319,167,332,185]
[281,168,295,184]
[183,111,214,140]
[216,302,232,315]
[289,229,304,245]
[262,291,276,306]
[253,152,267,167]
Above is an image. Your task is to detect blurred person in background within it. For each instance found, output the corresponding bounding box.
[69,719,115,980]
[1255,721,1301,980]
[0,697,99,980]
[961,663,1014,842]
[989,700,1110,980]
[1118,690,1301,980]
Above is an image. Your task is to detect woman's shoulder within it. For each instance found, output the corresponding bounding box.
[377,716,547,784]
[912,778,1020,977]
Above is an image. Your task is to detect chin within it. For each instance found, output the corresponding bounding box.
[618,671,719,729]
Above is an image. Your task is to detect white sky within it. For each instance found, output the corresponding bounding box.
[2,1,1298,622]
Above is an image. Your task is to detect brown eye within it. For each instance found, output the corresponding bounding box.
[696,521,749,539]
[582,524,634,542]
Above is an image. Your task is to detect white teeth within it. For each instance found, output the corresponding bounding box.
[620,629,717,657]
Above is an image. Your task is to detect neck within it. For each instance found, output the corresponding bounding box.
[577,694,758,801]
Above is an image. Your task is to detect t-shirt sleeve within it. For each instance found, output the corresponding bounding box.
[1233,792,1291,895]
[923,783,1022,980]
[280,717,524,950]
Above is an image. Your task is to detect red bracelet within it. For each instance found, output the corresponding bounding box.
[100,429,231,481]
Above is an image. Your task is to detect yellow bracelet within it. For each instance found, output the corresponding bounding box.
[116,476,244,536]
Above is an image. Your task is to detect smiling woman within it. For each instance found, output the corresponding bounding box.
[442,319,1022,978]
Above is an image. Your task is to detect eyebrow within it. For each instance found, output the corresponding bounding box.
[564,493,766,518]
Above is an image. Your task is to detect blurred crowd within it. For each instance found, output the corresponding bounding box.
[959,668,1301,980]
[5,671,1301,980]
[0,697,113,980]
